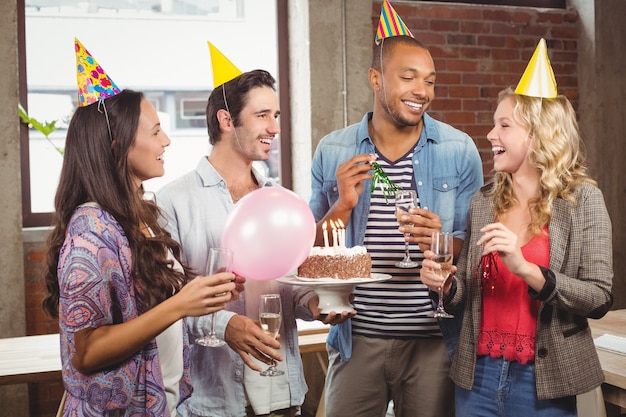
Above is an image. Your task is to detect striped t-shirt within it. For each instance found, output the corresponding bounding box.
[351,149,441,338]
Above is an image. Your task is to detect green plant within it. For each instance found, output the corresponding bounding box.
[18,104,64,155]
[370,161,400,203]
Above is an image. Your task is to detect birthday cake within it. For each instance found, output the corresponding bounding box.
[297,246,372,280]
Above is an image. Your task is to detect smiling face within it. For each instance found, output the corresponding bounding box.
[487,96,534,174]
[372,42,436,127]
[127,98,170,187]
[231,85,280,162]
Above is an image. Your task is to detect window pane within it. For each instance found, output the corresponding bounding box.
[176,94,209,129]
[24,0,279,214]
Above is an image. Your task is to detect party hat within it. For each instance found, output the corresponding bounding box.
[515,38,557,98]
[75,37,120,107]
[208,41,243,88]
[375,0,414,45]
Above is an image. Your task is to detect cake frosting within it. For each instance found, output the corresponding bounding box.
[297,245,372,279]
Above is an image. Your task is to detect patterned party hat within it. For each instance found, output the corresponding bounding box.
[208,41,243,88]
[515,38,557,98]
[375,0,414,45]
[75,38,120,107]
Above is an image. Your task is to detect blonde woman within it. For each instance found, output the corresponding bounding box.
[421,87,613,416]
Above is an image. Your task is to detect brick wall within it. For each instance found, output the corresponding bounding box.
[24,240,58,336]
[372,1,579,178]
[24,238,63,417]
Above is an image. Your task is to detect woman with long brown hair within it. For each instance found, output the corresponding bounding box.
[43,87,235,416]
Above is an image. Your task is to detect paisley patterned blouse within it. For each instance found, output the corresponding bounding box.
[57,204,192,416]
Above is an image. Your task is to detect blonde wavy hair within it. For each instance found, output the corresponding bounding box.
[487,87,596,236]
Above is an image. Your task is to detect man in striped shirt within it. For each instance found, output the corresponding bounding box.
[308,35,483,417]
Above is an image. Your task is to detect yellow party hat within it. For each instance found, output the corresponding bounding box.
[208,41,243,88]
[515,38,557,98]
[75,37,120,107]
[375,0,414,45]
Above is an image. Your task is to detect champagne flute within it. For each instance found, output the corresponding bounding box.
[259,293,285,377]
[196,248,233,347]
[428,232,454,319]
[395,190,419,268]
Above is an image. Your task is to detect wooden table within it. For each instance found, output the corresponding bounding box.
[0,333,61,385]
[297,320,330,354]
[589,309,626,411]
[0,324,330,386]
[1,313,621,414]
[296,321,329,417]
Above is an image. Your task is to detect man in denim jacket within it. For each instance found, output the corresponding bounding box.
[308,36,483,417]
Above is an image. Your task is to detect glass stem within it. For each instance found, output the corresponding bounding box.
[437,287,445,312]
[404,233,411,260]
[210,312,217,337]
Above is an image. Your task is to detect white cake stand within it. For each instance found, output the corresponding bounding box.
[277,273,392,314]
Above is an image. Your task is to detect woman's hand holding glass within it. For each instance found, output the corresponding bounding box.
[421,253,456,297]
[176,271,235,318]
[428,232,455,318]
[421,232,456,319]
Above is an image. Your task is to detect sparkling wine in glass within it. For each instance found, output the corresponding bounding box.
[428,232,454,319]
[259,293,285,377]
[395,190,419,268]
[196,248,233,347]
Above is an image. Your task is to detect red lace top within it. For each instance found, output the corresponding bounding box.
[477,228,549,364]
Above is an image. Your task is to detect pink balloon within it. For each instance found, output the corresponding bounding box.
[221,187,316,280]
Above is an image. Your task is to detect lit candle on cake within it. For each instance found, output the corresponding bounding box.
[337,219,346,247]
[330,220,338,248]
[322,221,329,248]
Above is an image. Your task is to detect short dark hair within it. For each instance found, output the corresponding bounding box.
[371,35,428,71]
[206,69,276,145]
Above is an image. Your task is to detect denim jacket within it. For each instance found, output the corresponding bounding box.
[309,112,484,360]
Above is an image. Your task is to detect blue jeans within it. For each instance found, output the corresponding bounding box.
[455,355,577,417]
